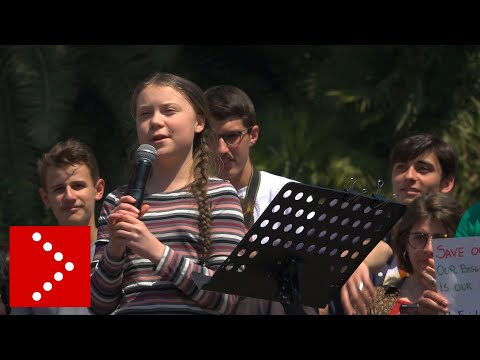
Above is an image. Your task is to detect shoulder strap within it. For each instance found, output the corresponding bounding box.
[242,165,261,230]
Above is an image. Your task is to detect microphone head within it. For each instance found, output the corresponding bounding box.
[136,144,157,163]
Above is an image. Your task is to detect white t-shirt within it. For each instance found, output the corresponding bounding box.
[237,170,296,223]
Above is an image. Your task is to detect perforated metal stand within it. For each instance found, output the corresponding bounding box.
[193,182,406,310]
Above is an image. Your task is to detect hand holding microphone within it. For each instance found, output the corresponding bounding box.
[107,144,157,259]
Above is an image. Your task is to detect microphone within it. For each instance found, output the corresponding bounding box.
[127,144,157,210]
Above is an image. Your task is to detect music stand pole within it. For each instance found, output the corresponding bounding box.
[277,257,307,315]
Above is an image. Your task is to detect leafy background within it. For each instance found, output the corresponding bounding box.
[2,45,479,248]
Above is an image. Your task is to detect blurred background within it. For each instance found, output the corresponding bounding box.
[2,45,480,247]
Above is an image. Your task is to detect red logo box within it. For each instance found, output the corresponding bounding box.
[10,226,91,307]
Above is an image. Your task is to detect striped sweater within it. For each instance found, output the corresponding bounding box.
[90,178,245,315]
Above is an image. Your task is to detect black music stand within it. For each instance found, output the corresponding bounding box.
[193,182,406,314]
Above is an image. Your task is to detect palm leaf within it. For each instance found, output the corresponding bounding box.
[0,45,78,243]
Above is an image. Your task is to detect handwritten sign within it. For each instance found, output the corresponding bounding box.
[433,236,480,315]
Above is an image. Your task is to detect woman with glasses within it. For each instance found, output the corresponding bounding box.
[369,192,462,314]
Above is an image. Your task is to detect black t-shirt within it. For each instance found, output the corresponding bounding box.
[0,250,10,314]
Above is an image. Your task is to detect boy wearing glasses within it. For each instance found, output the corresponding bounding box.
[336,133,458,314]
[204,85,296,231]
[205,85,319,315]
[369,192,462,314]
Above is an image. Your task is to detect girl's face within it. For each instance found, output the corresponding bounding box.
[135,85,205,160]
[407,217,449,275]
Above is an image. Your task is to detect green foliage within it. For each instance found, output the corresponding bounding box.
[445,97,480,208]
[0,46,78,243]
[2,45,480,246]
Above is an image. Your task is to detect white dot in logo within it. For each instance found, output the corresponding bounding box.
[65,262,74,271]
[32,292,42,301]
[32,232,42,242]
[54,272,63,281]
[54,252,63,261]
[43,242,52,251]
[43,282,52,291]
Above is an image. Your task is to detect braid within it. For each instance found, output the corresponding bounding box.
[131,72,219,264]
[191,139,212,263]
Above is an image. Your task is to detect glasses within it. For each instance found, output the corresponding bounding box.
[407,232,449,249]
[218,126,253,146]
